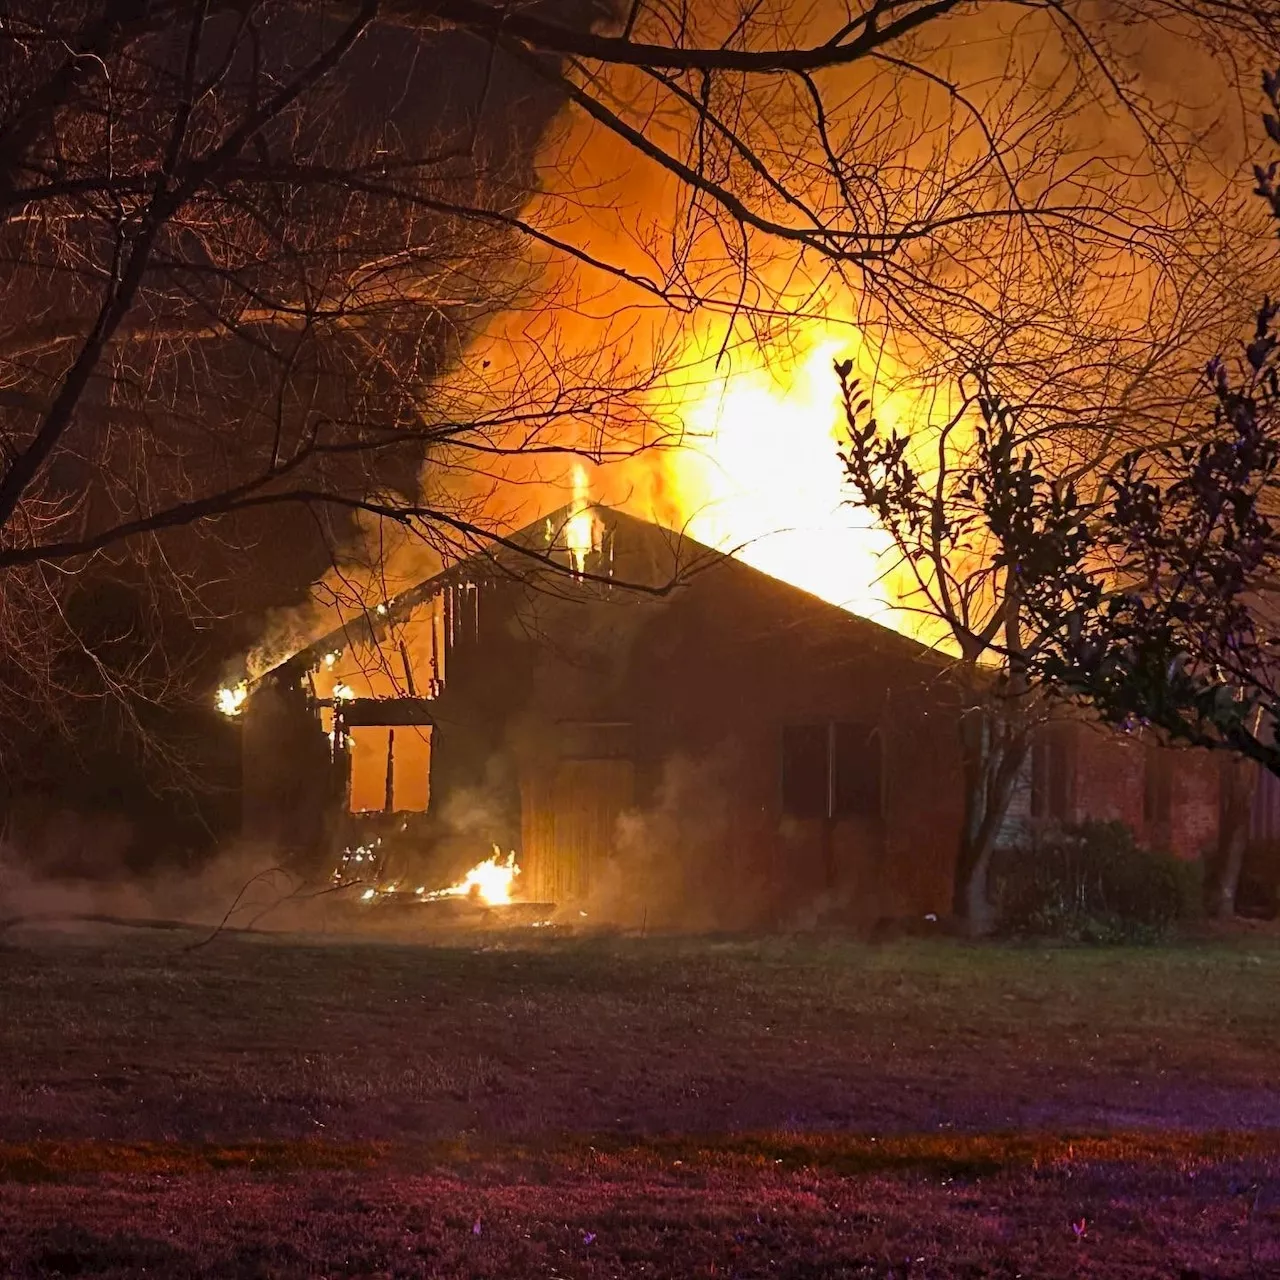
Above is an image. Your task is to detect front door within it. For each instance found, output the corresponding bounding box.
[522,758,634,904]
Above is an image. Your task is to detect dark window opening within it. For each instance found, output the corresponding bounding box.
[781,724,829,819]
[782,721,883,820]
[1030,723,1075,821]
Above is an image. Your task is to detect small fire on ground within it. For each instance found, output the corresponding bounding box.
[422,848,520,906]
[346,846,521,908]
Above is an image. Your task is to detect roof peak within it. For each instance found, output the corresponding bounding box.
[252,503,936,681]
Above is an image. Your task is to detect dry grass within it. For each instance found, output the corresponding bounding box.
[0,927,1277,1276]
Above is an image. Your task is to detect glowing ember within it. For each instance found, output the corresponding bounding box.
[334,840,381,883]
[425,847,520,906]
[216,681,248,718]
[564,464,598,576]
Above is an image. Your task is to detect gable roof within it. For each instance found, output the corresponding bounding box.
[255,504,947,682]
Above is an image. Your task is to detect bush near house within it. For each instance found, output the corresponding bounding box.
[994,821,1202,943]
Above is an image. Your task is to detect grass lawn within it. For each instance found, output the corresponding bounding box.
[0,927,1277,1276]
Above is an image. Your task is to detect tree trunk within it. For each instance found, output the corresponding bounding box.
[952,754,996,932]
[953,834,997,934]
[1212,756,1255,919]
[951,704,1028,936]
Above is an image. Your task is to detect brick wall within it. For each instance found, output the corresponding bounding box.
[1001,720,1220,862]
[1072,727,1145,832]
[1163,750,1220,861]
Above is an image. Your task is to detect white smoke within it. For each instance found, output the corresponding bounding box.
[576,746,775,931]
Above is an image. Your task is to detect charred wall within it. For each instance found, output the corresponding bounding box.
[617,552,965,925]
[424,522,967,926]
[241,664,338,865]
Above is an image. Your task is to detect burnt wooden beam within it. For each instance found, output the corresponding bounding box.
[333,696,435,727]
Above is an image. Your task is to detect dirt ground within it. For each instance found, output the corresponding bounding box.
[0,926,1277,1277]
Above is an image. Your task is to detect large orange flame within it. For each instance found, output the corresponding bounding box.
[565,463,599,576]
[643,331,912,629]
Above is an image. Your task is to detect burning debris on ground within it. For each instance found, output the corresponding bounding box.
[331,844,556,927]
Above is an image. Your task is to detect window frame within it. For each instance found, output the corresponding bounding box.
[1030,722,1076,823]
[781,720,884,821]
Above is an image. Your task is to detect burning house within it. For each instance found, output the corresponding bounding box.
[231,501,1279,926]
[232,500,971,926]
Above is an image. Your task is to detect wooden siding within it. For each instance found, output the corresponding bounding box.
[522,759,634,903]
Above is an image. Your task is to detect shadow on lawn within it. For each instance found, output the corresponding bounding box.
[32,1225,189,1276]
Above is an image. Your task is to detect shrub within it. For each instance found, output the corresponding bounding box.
[994,820,1201,943]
